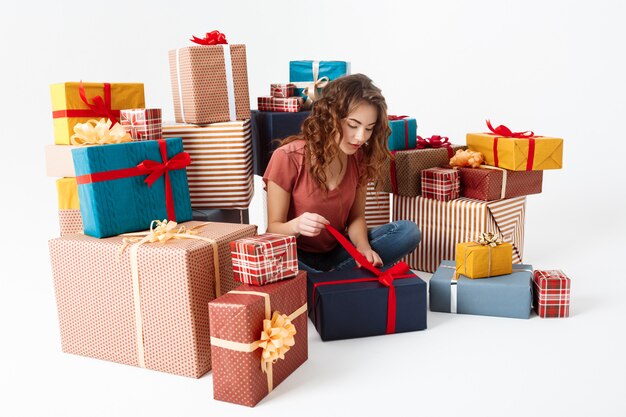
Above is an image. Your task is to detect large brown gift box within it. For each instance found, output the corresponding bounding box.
[458,166,543,201]
[169,44,250,124]
[381,145,466,197]
[49,221,256,378]
[209,271,308,407]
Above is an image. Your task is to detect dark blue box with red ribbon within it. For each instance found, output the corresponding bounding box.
[307,267,427,341]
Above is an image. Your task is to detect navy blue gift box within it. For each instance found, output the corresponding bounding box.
[250,110,310,176]
[307,267,427,341]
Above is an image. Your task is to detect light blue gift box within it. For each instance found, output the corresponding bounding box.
[72,138,193,238]
[388,117,418,151]
[429,260,533,319]
[289,60,349,99]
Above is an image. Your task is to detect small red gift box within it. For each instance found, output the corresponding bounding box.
[421,167,460,201]
[120,108,162,141]
[533,270,571,318]
[230,233,298,285]
[257,96,303,112]
[270,83,295,98]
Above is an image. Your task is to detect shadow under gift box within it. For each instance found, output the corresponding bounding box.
[72,138,193,238]
[209,271,308,407]
[48,221,257,378]
[430,260,533,319]
[307,268,427,341]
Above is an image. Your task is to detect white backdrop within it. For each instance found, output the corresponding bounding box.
[1,1,625,416]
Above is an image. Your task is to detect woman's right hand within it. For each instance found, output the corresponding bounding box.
[292,212,330,237]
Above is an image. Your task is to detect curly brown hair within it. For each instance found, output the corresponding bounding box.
[280,73,392,192]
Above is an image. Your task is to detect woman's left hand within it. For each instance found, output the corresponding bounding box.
[356,246,383,267]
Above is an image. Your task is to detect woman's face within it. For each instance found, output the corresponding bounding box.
[337,102,378,155]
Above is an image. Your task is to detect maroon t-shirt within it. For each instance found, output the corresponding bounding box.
[263,140,364,253]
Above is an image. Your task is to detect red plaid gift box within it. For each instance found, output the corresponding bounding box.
[257,96,303,112]
[533,270,571,318]
[270,83,295,98]
[120,108,162,141]
[421,167,460,201]
[230,233,298,285]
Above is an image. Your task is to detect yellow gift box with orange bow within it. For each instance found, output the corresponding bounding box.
[50,82,144,145]
[456,233,513,279]
[466,120,563,171]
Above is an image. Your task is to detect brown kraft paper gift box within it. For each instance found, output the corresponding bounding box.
[209,271,308,407]
[458,166,543,201]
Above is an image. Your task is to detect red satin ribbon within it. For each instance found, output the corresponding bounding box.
[416,135,453,158]
[190,30,228,45]
[75,139,191,221]
[485,120,536,170]
[310,224,415,334]
[52,81,121,125]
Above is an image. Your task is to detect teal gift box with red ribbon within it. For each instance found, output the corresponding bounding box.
[387,115,418,151]
[72,138,193,238]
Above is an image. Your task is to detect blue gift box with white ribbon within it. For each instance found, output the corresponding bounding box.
[289,60,349,101]
[430,260,533,319]
[307,267,427,341]
[72,138,193,238]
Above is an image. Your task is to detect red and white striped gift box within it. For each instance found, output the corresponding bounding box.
[393,195,526,273]
[365,182,390,228]
[421,167,460,201]
[120,108,162,141]
[230,233,298,285]
[270,83,295,98]
[533,270,571,318]
[257,96,303,112]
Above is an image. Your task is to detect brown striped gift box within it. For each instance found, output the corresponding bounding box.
[168,44,250,125]
[393,195,526,273]
[162,121,254,210]
[365,182,390,228]
[380,145,466,197]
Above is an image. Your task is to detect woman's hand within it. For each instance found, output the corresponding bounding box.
[356,246,383,267]
[292,212,330,237]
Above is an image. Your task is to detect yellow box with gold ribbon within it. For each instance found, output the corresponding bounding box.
[456,233,513,279]
[56,177,79,210]
[466,121,563,171]
[50,82,145,145]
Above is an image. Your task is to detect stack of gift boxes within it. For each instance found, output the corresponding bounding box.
[380,116,571,319]
[44,31,571,409]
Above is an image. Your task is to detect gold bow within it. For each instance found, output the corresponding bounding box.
[121,219,196,249]
[210,290,307,393]
[477,232,503,247]
[258,311,297,374]
[302,75,329,105]
[70,118,132,145]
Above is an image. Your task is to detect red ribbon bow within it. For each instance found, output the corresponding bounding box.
[52,81,120,124]
[75,139,191,221]
[190,30,228,45]
[485,120,536,170]
[388,115,409,121]
[311,225,415,334]
[416,135,452,151]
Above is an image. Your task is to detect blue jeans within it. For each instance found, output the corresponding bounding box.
[297,220,421,273]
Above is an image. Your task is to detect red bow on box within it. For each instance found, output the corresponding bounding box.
[76,139,191,221]
[52,81,120,125]
[416,135,453,155]
[310,225,415,334]
[190,30,228,45]
[485,120,537,170]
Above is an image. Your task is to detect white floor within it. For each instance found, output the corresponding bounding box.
[1,171,624,417]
